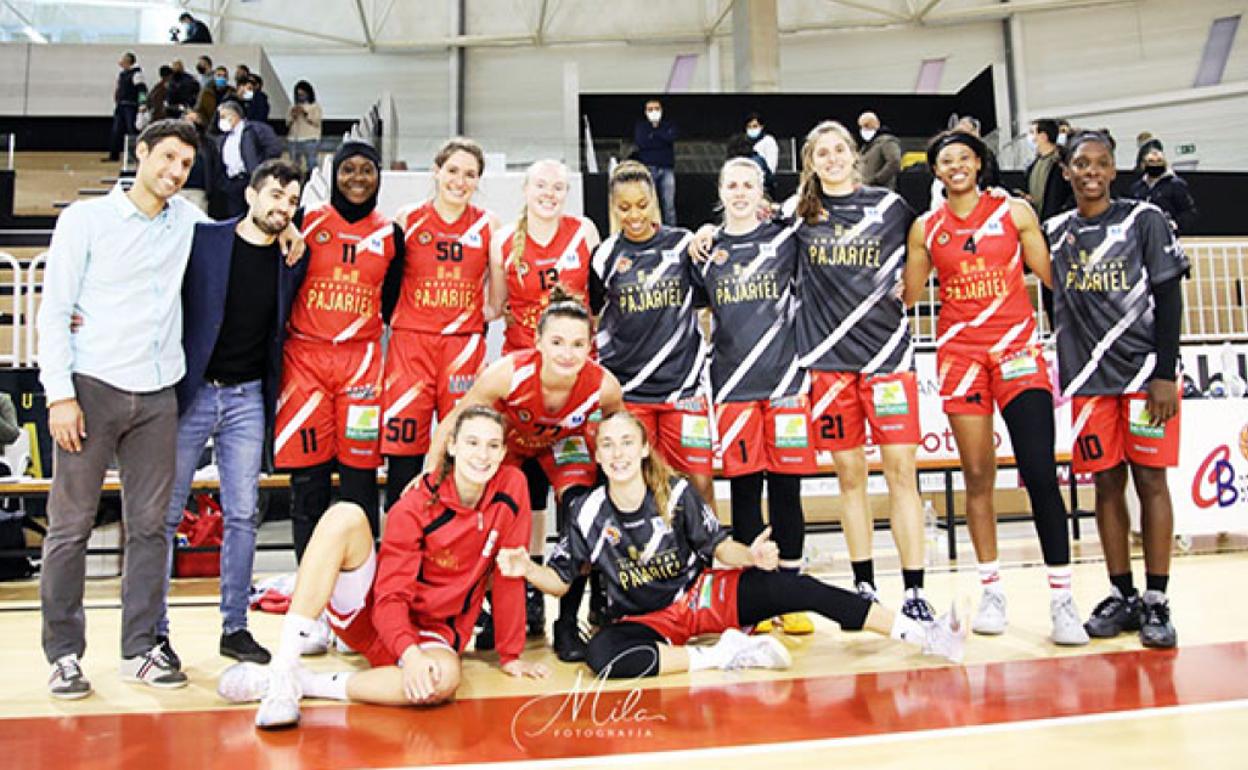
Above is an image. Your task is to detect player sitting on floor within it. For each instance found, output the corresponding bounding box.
[217,405,548,729]
[496,410,967,679]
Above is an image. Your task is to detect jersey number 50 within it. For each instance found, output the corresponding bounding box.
[437,241,465,262]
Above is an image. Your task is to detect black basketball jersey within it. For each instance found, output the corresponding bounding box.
[788,186,915,374]
[592,226,707,403]
[690,220,805,402]
[548,478,728,620]
[1046,199,1189,396]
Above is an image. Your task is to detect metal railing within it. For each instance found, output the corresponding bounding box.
[23,252,45,367]
[0,252,22,366]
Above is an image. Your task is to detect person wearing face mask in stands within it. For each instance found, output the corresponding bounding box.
[633,98,679,225]
[213,101,282,218]
[177,12,213,44]
[195,66,234,127]
[727,112,779,199]
[1129,142,1198,234]
[239,75,270,123]
[857,111,902,190]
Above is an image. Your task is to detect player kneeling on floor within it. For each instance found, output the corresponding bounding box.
[218,405,548,728]
[496,410,967,679]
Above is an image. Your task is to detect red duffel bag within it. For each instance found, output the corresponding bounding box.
[173,493,223,578]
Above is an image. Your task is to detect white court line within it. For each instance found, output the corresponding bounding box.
[396,698,1248,770]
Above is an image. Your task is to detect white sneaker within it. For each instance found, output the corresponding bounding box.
[218,661,270,703]
[300,615,331,656]
[718,628,793,671]
[972,588,1007,635]
[120,645,188,689]
[255,664,303,730]
[1051,593,1091,646]
[48,654,92,700]
[923,602,968,663]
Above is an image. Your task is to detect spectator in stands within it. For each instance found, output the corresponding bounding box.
[726,111,779,198]
[633,98,678,224]
[165,59,200,119]
[179,112,214,213]
[214,101,283,218]
[0,393,18,448]
[107,52,147,163]
[234,64,252,88]
[37,119,205,699]
[195,56,214,90]
[1024,118,1073,221]
[953,115,1001,189]
[177,13,213,44]
[1135,135,1163,171]
[857,110,901,189]
[1131,143,1199,233]
[195,66,234,128]
[147,65,173,123]
[154,160,304,667]
[239,75,270,123]
[286,80,323,178]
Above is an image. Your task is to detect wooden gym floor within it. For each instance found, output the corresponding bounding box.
[1,524,1247,769]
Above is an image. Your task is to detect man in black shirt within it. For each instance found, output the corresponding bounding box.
[107,52,147,162]
[154,160,303,664]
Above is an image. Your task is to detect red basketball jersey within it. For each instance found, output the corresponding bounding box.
[497,349,604,456]
[499,215,594,351]
[923,194,1036,352]
[391,201,492,335]
[289,205,399,343]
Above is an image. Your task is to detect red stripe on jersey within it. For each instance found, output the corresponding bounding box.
[498,349,604,456]
[288,205,398,343]
[392,201,492,335]
[923,194,1035,351]
[500,215,593,351]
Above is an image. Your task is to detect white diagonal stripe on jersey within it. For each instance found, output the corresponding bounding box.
[862,314,910,375]
[274,392,324,455]
[403,212,430,241]
[770,355,803,401]
[509,361,537,393]
[555,222,591,275]
[333,316,369,344]
[441,309,472,335]
[1062,277,1150,398]
[837,192,901,245]
[592,235,620,283]
[973,198,1012,244]
[923,210,944,251]
[950,361,981,398]
[639,523,666,563]
[447,333,482,373]
[934,248,1023,349]
[669,326,708,403]
[562,390,602,428]
[714,296,788,403]
[718,408,753,453]
[1044,209,1078,251]
[798,243,905,368]
[358,224,393,256]
[1083,201,1149,271]
[458,211,491,243]
[989,316,1033,354]
[1070,397,1100,441]
[347,342,376,386]
[738,221,799,283]
[1124,352,1157,394]
[811,376,852,420]
[300,212,331,239]
[383,385,420,423]
[620,290,695,395]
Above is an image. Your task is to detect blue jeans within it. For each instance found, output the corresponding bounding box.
[157,381,265,635]
[288,139,320,176]
[648,165,677,225]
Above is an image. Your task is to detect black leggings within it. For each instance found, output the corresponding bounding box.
[729,472,805,562]
[384,455,423,512]
[290,461,379,562]
[1001,389,1070,566]
[585,570,871,678]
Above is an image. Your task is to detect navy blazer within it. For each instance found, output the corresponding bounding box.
[177,217,307,426]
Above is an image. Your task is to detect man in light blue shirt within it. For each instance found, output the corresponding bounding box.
[37,119,206,699]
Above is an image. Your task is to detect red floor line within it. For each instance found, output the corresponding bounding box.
[7,642,1248,770]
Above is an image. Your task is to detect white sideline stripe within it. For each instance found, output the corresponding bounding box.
[399,698,1248,770]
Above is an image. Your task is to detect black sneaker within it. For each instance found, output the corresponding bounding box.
[155,634,182,671]
[1140,591,1177,649]
[475,605,495,652]
[220,629,272,664]
[1083,589,1143,638]
[900,589,936,622]
[552,619,588,663]
[525,585,546,639]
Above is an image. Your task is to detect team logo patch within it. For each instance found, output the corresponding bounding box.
[448,375,474,395]
[516,408,532,423]
[759,243,777,258]
[429,548,459,570]
[587,408,604,423]
[773,414,809,448]
[603,525,622,546]
[680,414,711,449]
[315,230,331,245]
[566,413,586,428]
[1128,400,1165,439]
[1108,224,1124,239]
[344,405,380,441]
[984,220,1004,236]
[661,248,682,263]
[769,395,801,409]
[553,436,591,466]
[557,251,581,271]
[462,232,483,248]
[712,249,729,265]
[516,259,530,278]
[872,380,909,416]
[937,231,951,246]
[345,384,377,400]
[417,231,433,246]
[998,350,1039,381]
[616,256,633,273]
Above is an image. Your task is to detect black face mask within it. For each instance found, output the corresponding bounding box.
[1144,164,1166,178]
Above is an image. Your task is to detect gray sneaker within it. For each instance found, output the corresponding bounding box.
[1084,588,1143,638]
[1140,591,1177,649]
[1051,593,1090,646]
[922,602,968,663]
[972,589,1007,635]
[48,654,92,700]
[255,664,302,730]
[120,645,188,689]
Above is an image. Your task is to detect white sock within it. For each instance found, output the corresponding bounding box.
[296,668,352,701]
[278,612,321,666]
[890,614,927,648]
[1047,565,1073,598]
[977,560,1002,592]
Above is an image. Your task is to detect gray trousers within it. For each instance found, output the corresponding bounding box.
[41,374,177,662]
